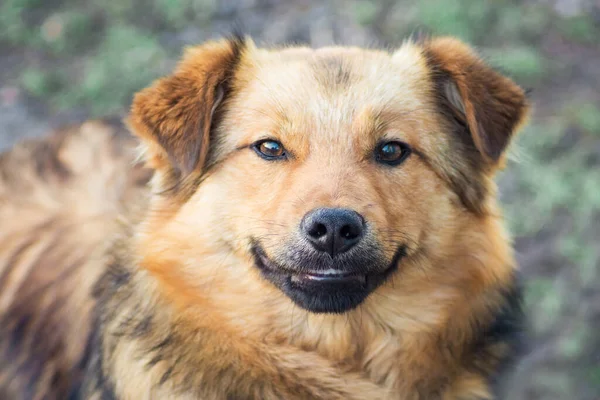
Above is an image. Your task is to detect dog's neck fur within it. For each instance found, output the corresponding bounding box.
[81,196,523,400]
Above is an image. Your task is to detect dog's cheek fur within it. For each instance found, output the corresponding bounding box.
[421,37,529,214]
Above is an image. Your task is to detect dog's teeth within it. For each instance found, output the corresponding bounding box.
[320,269,344,275]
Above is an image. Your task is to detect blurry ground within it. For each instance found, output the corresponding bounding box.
[1,0,599,398]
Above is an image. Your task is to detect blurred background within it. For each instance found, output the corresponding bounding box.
[0,0,599,398]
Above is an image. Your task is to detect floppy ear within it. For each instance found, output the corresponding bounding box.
[423,37,529,164]
[127,37,245,181]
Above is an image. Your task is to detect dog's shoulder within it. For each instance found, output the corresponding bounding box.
[0,119,151,399]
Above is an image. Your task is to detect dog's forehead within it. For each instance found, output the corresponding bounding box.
[237,43,432,127]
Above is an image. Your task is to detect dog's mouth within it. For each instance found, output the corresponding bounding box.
[251,242,405,313]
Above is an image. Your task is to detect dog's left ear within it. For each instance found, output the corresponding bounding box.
[423,37,529,164]
[128,37,246,181]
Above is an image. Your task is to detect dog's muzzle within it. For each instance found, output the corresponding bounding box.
[251,208,406,313]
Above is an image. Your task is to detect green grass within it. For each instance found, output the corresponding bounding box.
[77,25,168,115]
[154,0,216,29]
[558,15,599,44]
[353,1,379,26]
[485,46,548,81]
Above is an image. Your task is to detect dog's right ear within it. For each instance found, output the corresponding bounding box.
[422,37,529,165]
[419,37,529,214]
[127,37,246,182]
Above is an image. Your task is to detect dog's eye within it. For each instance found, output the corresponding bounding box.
[253,140,286,160]
[375,141,411,166]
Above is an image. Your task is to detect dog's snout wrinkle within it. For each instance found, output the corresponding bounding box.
[300,208,364,257]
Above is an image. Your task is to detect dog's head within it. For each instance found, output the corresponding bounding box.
[128,36,528,315]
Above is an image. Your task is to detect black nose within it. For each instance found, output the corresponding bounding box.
[301,208,365,257]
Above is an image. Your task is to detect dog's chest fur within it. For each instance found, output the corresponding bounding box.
[77,244,521,400]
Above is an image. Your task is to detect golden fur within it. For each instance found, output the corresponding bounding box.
[0,36,529,399]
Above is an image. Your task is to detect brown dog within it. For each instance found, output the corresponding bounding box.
[0,35,529,399]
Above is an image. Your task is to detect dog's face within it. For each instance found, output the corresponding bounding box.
[129,37,528,315]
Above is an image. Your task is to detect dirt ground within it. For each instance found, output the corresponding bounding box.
[1,0,599,398]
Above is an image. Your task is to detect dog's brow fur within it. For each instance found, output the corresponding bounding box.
[311,55,353,90]
[0,36,528,400]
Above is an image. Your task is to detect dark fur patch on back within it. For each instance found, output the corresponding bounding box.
[75,261,132,399]
[487,282,527,398]
[468,274,526,398]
